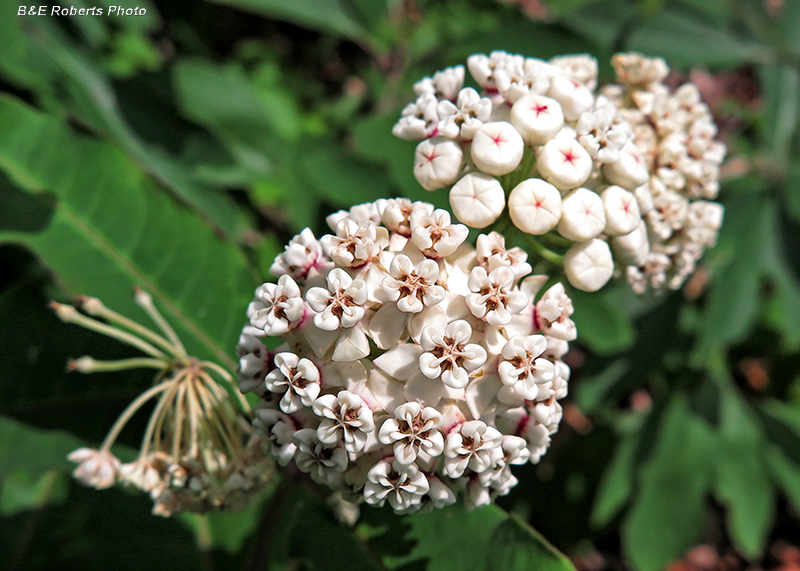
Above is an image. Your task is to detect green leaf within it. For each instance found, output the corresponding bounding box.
[373,504,574,571]
[713,386,774,558]
[765,444,800,515]
[622,395,712,571]
[173,58,303,166]
[207,0,372,45]
[299,144,393,208]
[9,18,248,239]
[0,415,84,515]
[626,7,767,68]
[591,428,639,527]
[694,194,772,357]
[570,289,635,355]
[0,95,254,368]
[758,64,800,173]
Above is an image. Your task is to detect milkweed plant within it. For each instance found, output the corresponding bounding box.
[61,52,724,518]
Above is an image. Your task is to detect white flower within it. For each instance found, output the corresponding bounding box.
[557,187,607,241]
[467,51,517,91]
[443,421,503,478]
[437,87,493,140]
[508,178,562,235]
[535,283,577,341]
[419,320,488,389]
[320,218,388,268]
[236,329,271,396]
[247,275,305,336]
[476,232,532,280]
[466,266,529,326]
[293,429,348,486]
[381,254,446,313]
[364,459,430,512]
[313,390,375,455]
[603,141,648,190]
[493,58,553,103]
[119,458,161,492]
[378,402,445,464]
[393,93,440,140]
[510,94,564,146]
[254,407,297,466]
[413,137,464,191]
[414,65,465,101]
[377,198,434,237]
[611,220,650,266]
[306,268,368,330]
[563,238,615,292]
[547,75,594,121]
[549,54,598,90]
[68,448,120,489]
[470,121,524,176]
[269,228,330,281]
[410,208,469,258]
[536,137,592,190]
[602,185,641,236]
[449,173,505,228]
[576,105,632,163]
[497,335,555,400]
[611,52,669,87]
[265,352,321,414]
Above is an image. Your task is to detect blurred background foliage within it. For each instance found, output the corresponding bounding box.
[1,0,800,569]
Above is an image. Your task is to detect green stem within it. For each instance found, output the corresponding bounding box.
[524,234,565,265]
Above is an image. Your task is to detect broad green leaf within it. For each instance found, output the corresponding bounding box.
[758,399,800,465]
[570,289,635,355]
[627,7,767,68]
[6,17,248,238]
[173,58,303,166]
[559,0,637,53]
[0,95,254,368]
[765,445,800,515]
[299,144,393,208]
[622,395,712,571]
[694,195,772,358]
[713,386,774,558]
[591,428,639,527]
[0,415,84,516]
[758,64,800,172]
[372,503,575,571]
[206,0,371,45]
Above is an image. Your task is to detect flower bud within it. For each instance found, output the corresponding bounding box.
[508,178,562,235]
[536,137,592,190]
[601,185,641,236]
[603,141,648,190]
[414,137,464,191]
[564,238,614,292]
[611,221,649,266]
[470,121,524,176]
[557,187,606,242]
[449,173,506,228]
[510,95,564,146]
[547,75,593,121]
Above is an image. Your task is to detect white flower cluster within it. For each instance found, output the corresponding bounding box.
[393,51,725,295]
[239,198,577,513]
[601,53,726,293]
[393,51,654,292]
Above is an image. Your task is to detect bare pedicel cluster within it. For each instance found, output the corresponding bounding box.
[239,199,576,512]
[58,291,272,516]
[393,51,725,294]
